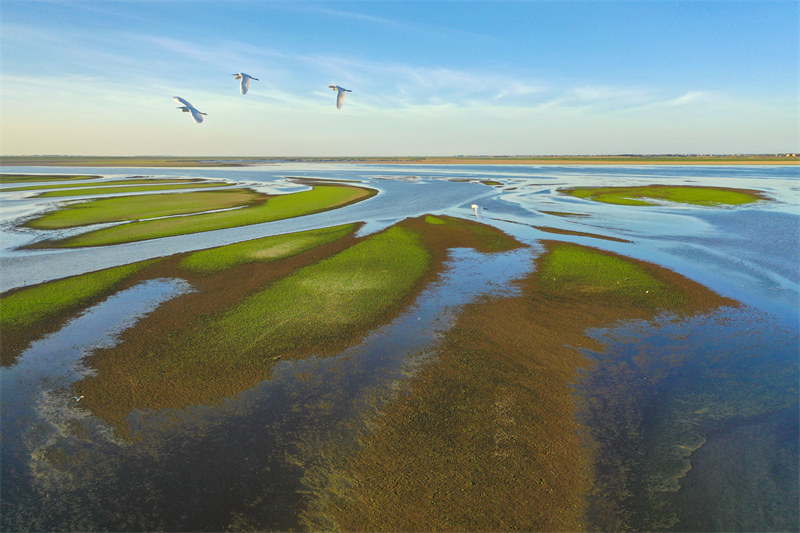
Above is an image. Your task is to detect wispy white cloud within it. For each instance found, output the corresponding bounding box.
[530,85,656,111]
[568,85,652,104]
[530,85,723,114]
[491,81,546,101]
[129,34,280,70]
[661,90,715,107]
[3,22,135,74]
[282,55,549,108]
[295,6,407,29]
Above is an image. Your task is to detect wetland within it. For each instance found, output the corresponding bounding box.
[0,163,797,531]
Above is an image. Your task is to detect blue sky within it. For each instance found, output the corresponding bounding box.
[2,0,797,156]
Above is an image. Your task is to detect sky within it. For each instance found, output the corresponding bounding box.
[1,0,798,157]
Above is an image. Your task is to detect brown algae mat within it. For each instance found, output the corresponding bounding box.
[298,241,735,532]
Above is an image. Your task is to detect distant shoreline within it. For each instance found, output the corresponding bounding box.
[351,156,799,166]
[1,155,797,167]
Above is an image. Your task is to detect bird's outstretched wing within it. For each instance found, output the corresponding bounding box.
[174,96,204,123]
[189,108,205,123]
[173,96,192,107]
[336,90,346,109]
[241,77,251,95]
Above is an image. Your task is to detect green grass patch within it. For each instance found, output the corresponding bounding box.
[0,261,154,329]
[423,215,446,225]
[26,189,262,230]
[0,174,100,183]
[45,185,373,247]
[563,185,766,206]
[537,243,688,308]
[211,226,430,359]
[180,223,357,274]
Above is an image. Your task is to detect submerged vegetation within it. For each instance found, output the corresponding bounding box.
[579,308,798,531]
[297,241,735,531]
[562,185,767,206]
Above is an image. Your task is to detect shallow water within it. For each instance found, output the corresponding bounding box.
[577,306,799,530]
[0,278,192,530]
[1,164,798,530]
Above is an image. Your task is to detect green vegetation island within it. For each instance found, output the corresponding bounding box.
[2,153,798,166]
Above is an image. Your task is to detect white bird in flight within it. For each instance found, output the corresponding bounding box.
[328,84,352,109]
[173,96,207,124]
[232,73,259,95]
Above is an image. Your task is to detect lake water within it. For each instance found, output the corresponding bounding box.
[1,164,797,531]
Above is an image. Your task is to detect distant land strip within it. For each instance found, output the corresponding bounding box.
[1,154,798,167]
